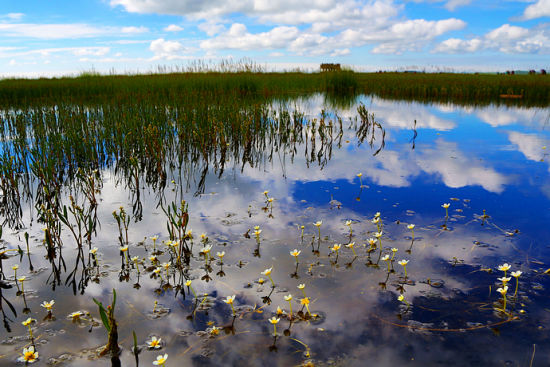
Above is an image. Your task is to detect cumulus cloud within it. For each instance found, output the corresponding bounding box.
[434,23,550,54]
[111,0,465,56]
[149,38,193,60]
[201,17,465,56]
[201,24,300,51]
[521,0,550,20]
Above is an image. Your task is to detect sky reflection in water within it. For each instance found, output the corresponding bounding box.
[1,96,550,366]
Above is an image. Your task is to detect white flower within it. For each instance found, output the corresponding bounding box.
[496,287,508,295]
[147,336,162,349]
[498,263,511,272]
[511,271,522,278]
[223,295,235,304]
[398,259,409,266]
[153,353,168,365]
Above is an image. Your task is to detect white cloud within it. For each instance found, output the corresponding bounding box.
[198,21,226,36]
[0,23,108,39]
[522,0,550,20]
[3,13,24,20]
[201,17,465,56]
[486,24,529,41]
[444,0,472,11]
[164,24,183,32]
[507,131,549,171]
[434,23,550,54]
[201,24,300,51]
[0,46,111,59]
[121,26,149,33]
[433,37,483,53]
[149,38,190,60]
[72,47,111,56]
[0,23,149,40]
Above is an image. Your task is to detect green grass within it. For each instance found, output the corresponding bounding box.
[0,71,548,107]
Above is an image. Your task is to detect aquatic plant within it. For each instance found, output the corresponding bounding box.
[314,221,322,239]
[18,346,38,364]
[224,295,236,316]
[262,267,275,287]
[40,300,55,316]
[498,263,511,278]
[290,249,301,264]
[284,294,293,319]
[407,224,415,239]
[497,285,508,313]
[92,288,120,357]
[22,317,35,340]
[398,259,409,278]
[511,271,522,297]
[398,294,411,310]
[269,317,280,336]
[442,203,450,218]
[147,336,162,349]
[153,353,168,366]
[345,242,357,256]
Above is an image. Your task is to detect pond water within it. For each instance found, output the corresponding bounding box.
[1,95,550,366]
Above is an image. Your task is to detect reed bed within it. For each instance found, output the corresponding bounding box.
[0,71,548,108]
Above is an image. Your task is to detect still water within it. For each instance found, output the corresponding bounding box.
[1,95,550,366]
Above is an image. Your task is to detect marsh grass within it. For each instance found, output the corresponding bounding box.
[0,71,547,108]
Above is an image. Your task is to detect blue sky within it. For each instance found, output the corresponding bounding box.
[0,0,548,77]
